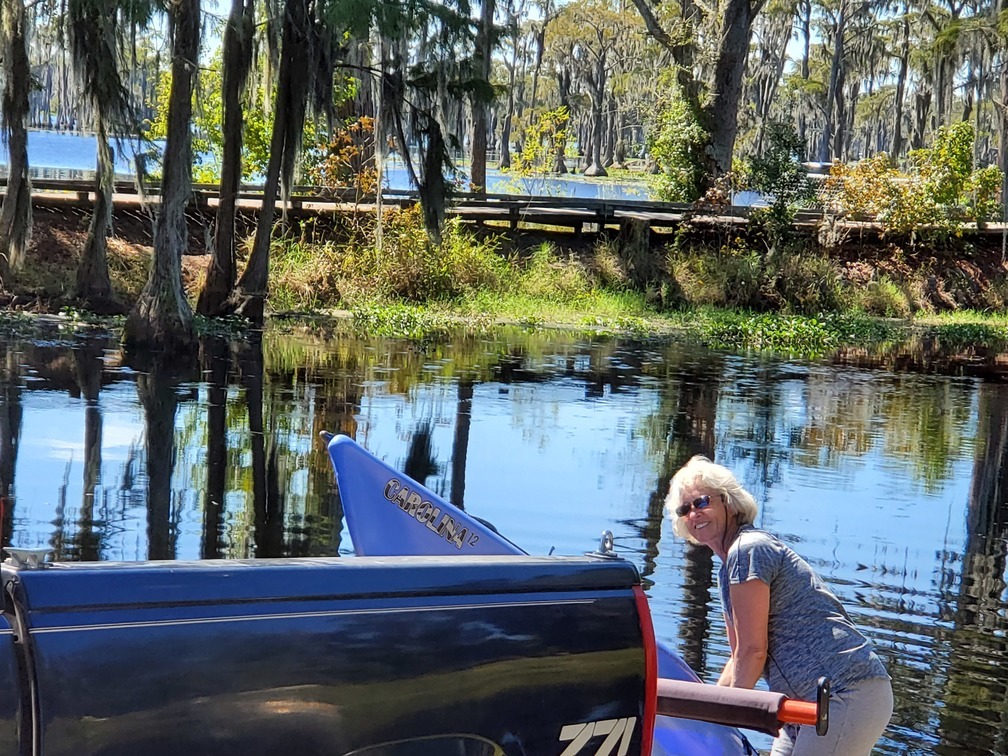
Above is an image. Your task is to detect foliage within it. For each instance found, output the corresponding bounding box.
[350,304,455,340]
[517,243,593,302]
[666,246,764,310]
[270,205,510,308]
[909,121,973,208]
[773,252,848,314]
[302,116,379,196]
[148,52,345,184]
[511,107,570,175]
[824,123,1004,236]
[686,310,898,357]
[647,95,708,202]
[966,165,1003,224]
[745,122,815,211]
[667,241,846,315]
[917,320,1008,349]
[854,275,912,318]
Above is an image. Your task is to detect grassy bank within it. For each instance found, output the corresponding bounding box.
[13,201,1008,358]
[258,205,1008,356]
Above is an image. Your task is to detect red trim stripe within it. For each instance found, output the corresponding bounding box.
[633,585,657,756]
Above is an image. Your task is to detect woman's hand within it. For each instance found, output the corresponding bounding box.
[726,578,770,689]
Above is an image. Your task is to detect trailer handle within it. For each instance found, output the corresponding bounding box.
[656,676,830,737]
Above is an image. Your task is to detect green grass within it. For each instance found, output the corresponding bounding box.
[911,310,1008,348]
[658,308,900,357]
[262,207,1008,357]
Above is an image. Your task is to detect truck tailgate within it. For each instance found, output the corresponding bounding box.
[4,556,648,756]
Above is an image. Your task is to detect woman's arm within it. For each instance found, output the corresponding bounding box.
[725,578,770,689]
[717,612,738,686]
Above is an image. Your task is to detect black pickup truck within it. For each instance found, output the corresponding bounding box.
[0,552,660,755]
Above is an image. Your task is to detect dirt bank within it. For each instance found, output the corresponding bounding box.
[8,193,1008,314]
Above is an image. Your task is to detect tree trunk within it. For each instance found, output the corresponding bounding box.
[224,0,312,325]
[552,64,572,173]
[911,88,931,151]
[0,0,33,280]
[499,51,518,170]
[999,58,1007,261]
[818,1,846,163]
[76,119,120,312]
[529,22,547,113]
[469,0,495,193]
[584,54,607,176]
[123,0,199,355]
[198,0,254,316]
[891,16,909,159]
[704,0,759,177]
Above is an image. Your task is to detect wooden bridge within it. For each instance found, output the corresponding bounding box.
[5,176,1005,239]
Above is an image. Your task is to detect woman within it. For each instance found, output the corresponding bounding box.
[667,455,892,756]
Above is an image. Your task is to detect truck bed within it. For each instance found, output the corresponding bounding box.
[1,555,649,756]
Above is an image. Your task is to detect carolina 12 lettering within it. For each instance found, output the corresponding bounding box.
[383,478,479,550]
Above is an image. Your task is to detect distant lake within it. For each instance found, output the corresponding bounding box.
[1,128,657,202]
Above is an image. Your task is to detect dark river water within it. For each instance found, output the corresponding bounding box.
[0,317,1004,754]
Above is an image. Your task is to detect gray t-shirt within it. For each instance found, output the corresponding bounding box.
[719,526,888,699]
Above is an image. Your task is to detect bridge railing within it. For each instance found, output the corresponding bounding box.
[2,176,965,233]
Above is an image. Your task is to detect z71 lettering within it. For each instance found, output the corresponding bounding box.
[558,717,636,756]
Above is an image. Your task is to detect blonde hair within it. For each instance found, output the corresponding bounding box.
[666,455,759,544]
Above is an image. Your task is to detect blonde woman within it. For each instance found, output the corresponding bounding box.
[667,455,892,756]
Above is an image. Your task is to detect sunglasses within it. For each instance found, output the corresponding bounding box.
[675,494,712,518]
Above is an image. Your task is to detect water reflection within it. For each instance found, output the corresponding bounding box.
[0,320,1006,753]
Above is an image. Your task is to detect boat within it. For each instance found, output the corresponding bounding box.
[323,432,757,755]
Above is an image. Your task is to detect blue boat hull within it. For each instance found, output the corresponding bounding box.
[325,433,753,755]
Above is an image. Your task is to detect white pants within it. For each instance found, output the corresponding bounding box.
[770,676,894,756]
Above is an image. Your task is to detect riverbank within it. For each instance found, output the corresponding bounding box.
[7,195,1008,367]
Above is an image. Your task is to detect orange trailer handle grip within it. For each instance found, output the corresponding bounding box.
[779,676,830,736]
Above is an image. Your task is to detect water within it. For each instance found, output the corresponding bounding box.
[0,319,1003,753]
[3,129,655,201]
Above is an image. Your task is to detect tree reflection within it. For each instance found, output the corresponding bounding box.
[69,343,105,561]
[404,420,439,487]
[0,345,21,548]
[450,378,473,509]
[935,382,1008,754]
[239,334,285,558]
[201,336,230,559]
[638,345,722,678]
[137,357,183,561]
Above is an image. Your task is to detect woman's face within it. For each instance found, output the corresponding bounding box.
[677,481,730,553]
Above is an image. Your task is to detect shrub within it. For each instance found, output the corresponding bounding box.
[518,244,592,302]
[647,97,708,203]
[855,275,912,318]
[747,122,816,210]
[270,205,509,308]
[666,246,765,310]
[590,238,631,290]
[773,253,847,314]
[825,123,1004,235]
[966,165,1004,224]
